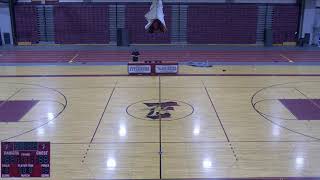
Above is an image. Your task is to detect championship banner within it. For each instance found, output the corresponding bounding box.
[1,142,50,178]
[128,65,152,74]
[155,64,178,74]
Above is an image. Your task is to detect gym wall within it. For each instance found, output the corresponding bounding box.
[54,4,109,44]
[126,4,171,44]
[15,5,38,43]
[187,4,258,44]
[272,5,299,44]
[13,0,300,45]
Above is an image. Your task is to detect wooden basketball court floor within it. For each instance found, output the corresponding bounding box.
[1,65,320,180]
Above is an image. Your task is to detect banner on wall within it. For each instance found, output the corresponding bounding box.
[128,65,152,74]
[155,64,178,74]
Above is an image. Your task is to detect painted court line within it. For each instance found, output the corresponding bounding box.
[91,177,320,180]
[294,88,320,112]
[82,81,117,164]
[280,54,294,63]
[68,53,79,63]
[203,82,239,161]
[0,89,22,108]
[1,73,320,78]
[1,62,320,66]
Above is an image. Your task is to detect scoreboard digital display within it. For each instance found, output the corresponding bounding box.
[1,142,50,178]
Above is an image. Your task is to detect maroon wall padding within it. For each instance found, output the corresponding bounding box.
[125,4,171,44]
[272,5,299,44]
[14,5,39,43]
[187,4,258,44]
[54,5,109,44]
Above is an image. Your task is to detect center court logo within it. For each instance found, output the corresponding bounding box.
[144,101,179,119]
[126,99,194,121]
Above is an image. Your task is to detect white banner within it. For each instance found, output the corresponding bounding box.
[155,65,178,73]
[128,65,151,74]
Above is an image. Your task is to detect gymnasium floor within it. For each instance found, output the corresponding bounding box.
[1,47,320,180]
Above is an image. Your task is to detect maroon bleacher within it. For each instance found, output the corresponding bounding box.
[125,4,171,44]
[12,3,300,45]
[187,4,258,44]
[14,5,39,43]
[272,5,299,44]
[54,4,109,44]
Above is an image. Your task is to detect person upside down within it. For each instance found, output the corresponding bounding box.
[145,0,167,33]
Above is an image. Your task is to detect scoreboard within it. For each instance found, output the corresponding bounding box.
[1,142,50,178]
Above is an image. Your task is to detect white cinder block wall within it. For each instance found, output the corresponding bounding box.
[0,3,13,44]
[301,0,320,45]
